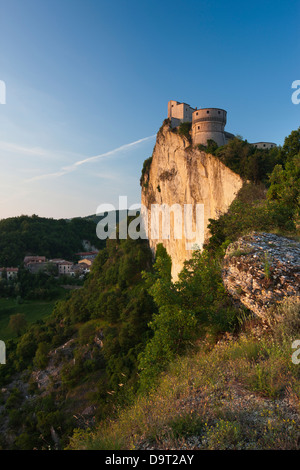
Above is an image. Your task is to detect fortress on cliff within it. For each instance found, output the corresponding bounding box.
[168,100,276,149]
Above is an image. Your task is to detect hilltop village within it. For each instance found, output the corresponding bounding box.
[0,251,98,281]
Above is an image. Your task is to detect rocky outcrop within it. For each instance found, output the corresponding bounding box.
[222,232,300,318]
[31,339,76,393]
[141,122,243,280]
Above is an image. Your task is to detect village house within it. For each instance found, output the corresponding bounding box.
[49,258,65,264]
[70,262,90,277]
[23,255,91,277]
[75,251,98,261]
[26,262,48,274]
[0,267,19,280]
[57,260,73,275]
[78,258,93,267]
[24,256,46,266]
[24,256,48,273]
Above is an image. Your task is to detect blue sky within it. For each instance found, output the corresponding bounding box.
[0,0,299,219]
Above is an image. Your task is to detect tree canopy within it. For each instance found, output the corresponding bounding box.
[0,215,104,267]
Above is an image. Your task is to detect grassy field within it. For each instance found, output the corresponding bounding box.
[0,298,57,341]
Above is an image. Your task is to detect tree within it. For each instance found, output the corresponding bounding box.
[281,127,300,162]
[9,313,27,337]
[138,245,197,390]
[178,122,192,140]
[33,342,50,369]
[267,155,300,216]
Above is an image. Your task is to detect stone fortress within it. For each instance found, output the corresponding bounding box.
[168,100,276,149]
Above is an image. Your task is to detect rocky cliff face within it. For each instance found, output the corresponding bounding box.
[222,232,300,318]
[141,122,244,279]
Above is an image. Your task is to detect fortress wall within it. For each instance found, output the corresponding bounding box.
[251,142,277,149]
[192,108,227,123]
[170,117,182,128]
[168,100,194,126]
[192,130,226,146]
[182,104,194,121]
[224,131,235,144]
[168,100,275,149]
[192,108,227,146]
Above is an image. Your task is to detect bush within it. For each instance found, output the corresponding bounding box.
[8,313,27,337]
[206,182,297,253]
[5,388,23,410]
[140,156,153,186]
[214,137,279,183]
[138,245,242,390]
[33,342,50,369]
[198,139,219,155]
[177,122,192,140]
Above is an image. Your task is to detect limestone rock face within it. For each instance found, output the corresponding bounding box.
[141,123,243,279]
[222,232,300,318]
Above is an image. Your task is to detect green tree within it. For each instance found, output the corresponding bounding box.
[8,313,27,337]
[280,127,300,162]
[33,342,50,369]
[138,245,197,390]
[267,155,300,217]
[178,122,192,140]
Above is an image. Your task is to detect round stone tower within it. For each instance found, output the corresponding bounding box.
[192,108,227,147]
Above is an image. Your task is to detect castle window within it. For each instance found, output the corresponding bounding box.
[218,111,220,114]
[207,110,209,114]
[196,112,198,115]
[198,126,200,130]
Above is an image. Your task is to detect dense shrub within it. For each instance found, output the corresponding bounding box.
[138,245,244,390]
[140,156,153,186]
[206,181,297,253]
[177,121,192,140]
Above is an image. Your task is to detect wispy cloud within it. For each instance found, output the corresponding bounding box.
[0,141,46,156]
[0,141,80,161]
[92,171,122,181]
[26,134,156,183]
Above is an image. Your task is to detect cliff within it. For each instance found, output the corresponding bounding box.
[141,122,244,279]
[222,232,300,318]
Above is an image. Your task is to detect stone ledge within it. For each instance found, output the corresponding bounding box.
[222,232,300,318]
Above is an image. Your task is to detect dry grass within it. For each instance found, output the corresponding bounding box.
[67,300,300,450]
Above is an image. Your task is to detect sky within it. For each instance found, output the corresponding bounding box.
[0,0,299,219]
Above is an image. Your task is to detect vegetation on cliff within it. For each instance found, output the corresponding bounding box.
[0,128,299,450]
[140,156,153,188]
[199,127,300,186]
[177,122,192,141]
[206,128,300,252]
[68,127,299,450]
[0,226,156,449]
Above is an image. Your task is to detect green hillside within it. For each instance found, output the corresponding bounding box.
[0,298,58,341]
[0,128,299,450]
[0,215,105,267]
